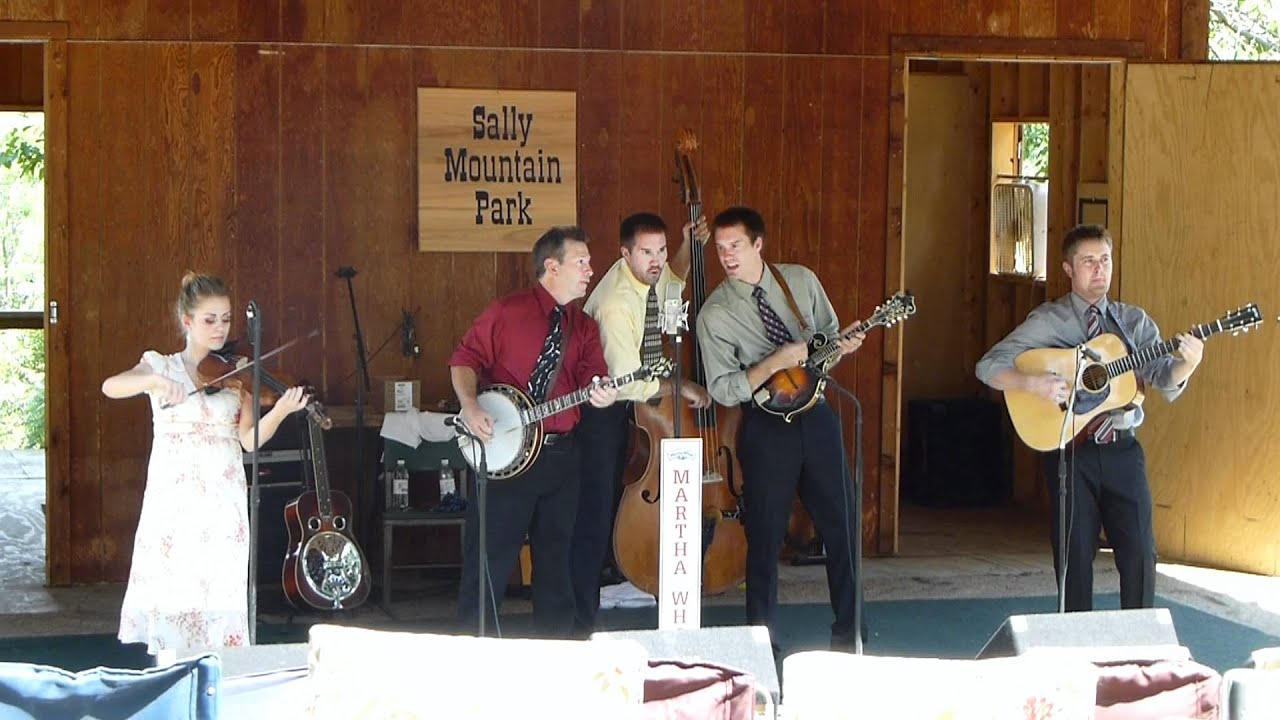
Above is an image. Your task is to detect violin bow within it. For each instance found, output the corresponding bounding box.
[186,328,320,397]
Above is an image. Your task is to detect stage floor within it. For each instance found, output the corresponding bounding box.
[2,447,1279,658]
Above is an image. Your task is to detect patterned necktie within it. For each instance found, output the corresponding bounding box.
[753,286,794,346]
[528,305,564,402]
[641,285,662,368]
[1083,304,1115,443]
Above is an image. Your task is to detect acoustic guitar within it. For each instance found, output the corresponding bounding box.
[1004,303,1262,451]
[282,414,371,610]
[752,291,917,421]
[455,358,674,480]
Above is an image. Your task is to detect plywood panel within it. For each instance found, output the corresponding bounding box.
[1122,63,1280,575]
[780,56,824,266]
[863,57,890,553]
[903,72,983,402]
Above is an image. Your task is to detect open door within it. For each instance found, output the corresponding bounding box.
[1119,62,1280,575]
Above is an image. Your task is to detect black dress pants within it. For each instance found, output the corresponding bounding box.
[569,401,632,635]
[737,402,860,647]
[456,434,581,637]
[1040,435,1155,612]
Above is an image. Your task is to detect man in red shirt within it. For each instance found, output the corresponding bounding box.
[450,225,619,636]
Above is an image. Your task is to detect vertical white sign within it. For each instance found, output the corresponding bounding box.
[659,437,703,630]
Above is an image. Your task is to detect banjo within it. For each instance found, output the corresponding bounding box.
[455,358,673,480]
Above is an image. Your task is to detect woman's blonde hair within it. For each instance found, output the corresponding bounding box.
[175,271,230,333]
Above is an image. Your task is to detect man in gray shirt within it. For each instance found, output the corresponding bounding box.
[976,224,1204,611]
[696,206,866,652]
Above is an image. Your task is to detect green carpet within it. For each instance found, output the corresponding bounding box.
[2,594,1275,674]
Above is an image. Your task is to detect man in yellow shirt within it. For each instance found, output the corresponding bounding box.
[570,211,711,635]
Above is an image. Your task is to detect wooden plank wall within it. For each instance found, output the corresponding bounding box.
[0,42,43,109]
[1,0,1194,583]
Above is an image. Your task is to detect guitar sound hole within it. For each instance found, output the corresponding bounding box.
[1081,364,1109,392]
[306,517,321,532]
[332,516,346,531]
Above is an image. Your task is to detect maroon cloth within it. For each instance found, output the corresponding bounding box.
[1094,659,1221,719]
[449,284,608,434]
[641,659,756,720]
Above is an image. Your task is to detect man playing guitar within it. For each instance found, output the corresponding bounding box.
[449,226,619,637]
[976,224,1205,612]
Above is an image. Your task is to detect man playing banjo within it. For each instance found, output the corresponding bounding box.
[449,225,619,637]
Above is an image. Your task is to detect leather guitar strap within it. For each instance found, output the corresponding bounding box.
[767,263,810,333]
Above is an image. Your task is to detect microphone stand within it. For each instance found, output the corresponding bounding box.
[336,267,373,549]
[811,367,864,655]
[1053,345,1092,614]
[246,300,262,645]
[452,420,490,637]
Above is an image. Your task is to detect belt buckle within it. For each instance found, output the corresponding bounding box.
[544,433,561,446]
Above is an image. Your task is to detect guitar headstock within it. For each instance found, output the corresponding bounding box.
[1220,302,1263,335]
[640,357,675,381]
[865,291,917,329]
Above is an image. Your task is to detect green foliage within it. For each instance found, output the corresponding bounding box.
[1210,0,1280,60]
[0,112,45,449]
[1020,123,1049,179]
[0,121,44,182]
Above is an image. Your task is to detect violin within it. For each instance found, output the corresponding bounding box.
[196,346,333,430]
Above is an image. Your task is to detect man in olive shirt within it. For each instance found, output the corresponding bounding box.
[570,211,712,635]
[976,224,1204,611]
[696,205,865,651]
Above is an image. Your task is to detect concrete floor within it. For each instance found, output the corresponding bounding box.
[3,448,1280,650]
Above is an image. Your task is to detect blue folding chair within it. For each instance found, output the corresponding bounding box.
[0,653,220,720]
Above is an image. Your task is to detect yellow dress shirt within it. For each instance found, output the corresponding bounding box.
[584,257,683,402]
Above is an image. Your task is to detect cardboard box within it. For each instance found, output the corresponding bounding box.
[378,378,420,413]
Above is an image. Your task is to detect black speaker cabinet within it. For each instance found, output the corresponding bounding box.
[244,452,306,588]
[977,608,1184,662]
[591,625,780,705]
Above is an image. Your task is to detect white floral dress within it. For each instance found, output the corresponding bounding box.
[117,350,250,654]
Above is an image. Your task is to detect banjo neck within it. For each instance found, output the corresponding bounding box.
[520,366,650,426]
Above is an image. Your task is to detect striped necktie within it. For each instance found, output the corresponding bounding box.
[640,285,662,367]
[753,286,794,346]
[528,305,564,402]
[1083,304,1115,443]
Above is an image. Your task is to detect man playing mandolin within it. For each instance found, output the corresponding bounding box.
[976,224,1204,612]
[449,226,619,637]
[696,206,866,653]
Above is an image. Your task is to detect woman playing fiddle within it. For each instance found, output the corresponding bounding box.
[101,272,308,664]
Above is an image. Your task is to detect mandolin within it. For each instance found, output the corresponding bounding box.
[752,291,917,422]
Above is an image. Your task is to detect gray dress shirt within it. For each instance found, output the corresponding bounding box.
[696,264,839,406]
[975,292,1187,429]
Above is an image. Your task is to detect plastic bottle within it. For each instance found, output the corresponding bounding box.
[391,459,410,511]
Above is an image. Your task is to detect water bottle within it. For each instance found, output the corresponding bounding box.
[391,459,410,511]
[438,458,457,498]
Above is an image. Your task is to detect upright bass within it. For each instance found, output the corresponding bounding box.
[611,129,748,596]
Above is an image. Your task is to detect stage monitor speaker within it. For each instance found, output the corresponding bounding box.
[591,625,780,706]
[245,463,305,588]
[219,642,309,678]
[977,608,1186,663]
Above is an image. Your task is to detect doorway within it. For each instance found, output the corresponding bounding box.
[893,50,1129,558]
[0,41,47,591]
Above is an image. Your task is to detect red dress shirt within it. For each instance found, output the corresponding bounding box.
[449,284,609,433]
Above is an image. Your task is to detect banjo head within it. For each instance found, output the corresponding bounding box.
[458,384,541,479]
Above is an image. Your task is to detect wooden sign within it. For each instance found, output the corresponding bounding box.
[418,88,577,253]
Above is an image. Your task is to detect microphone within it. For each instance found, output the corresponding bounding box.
[659,282,689,335]
[245,300,260,345]
[444,415,460,427]
[1080,345,1101,362]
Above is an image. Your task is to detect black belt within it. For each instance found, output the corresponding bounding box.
[1091,428,1136,445]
